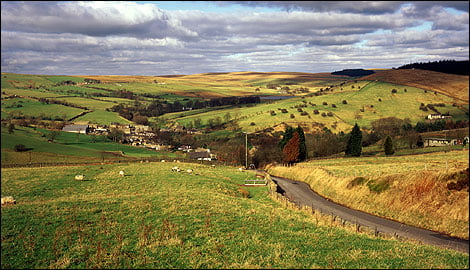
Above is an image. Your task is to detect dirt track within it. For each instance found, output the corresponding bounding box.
[268,173,469,254]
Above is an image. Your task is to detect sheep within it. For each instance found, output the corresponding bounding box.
[186,169,193,174]
[238,168,244,172]
[172,166,181,172]
[1,196,16,205]
[161,159,166,162]
[119,170,125,177]
[75,174,85,181]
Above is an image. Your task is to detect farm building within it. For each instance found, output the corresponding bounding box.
[424,137,457,147]
[187,151,217,161]
[62,124,89,134]
[426,114,452,120]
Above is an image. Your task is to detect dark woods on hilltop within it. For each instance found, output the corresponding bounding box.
[397,59,469,75]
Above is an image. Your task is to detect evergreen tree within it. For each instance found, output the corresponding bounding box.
[296,125,307,161]
[384,135,395,155]
[345,123,362,157]
[279,126,294,150]
[416,135,424,148]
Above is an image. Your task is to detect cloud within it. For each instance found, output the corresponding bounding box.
[1,1,468,75]
[1,1,197,39]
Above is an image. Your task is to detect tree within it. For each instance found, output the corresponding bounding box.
[296,125,307,162]
[283,132,300,164]
[133,114,149,125]
[345,123,362,157]
[8,123,14,134]
[416,135,424,148]
[279,126,294,150]
[384,135,395,155]
[47,130,60,142]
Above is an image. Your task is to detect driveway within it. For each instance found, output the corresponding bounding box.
[269,173,469,254]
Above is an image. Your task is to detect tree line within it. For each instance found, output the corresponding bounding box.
[111,96,260,121]
[397,59,469,75]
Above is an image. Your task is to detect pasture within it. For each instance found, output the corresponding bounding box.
[1,162,468,269]
[267,150,469,239]
[1,126,175,165]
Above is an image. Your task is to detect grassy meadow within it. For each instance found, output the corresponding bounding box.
[267,150,469,239]
[2,162,469,269]
[1,126,178,165]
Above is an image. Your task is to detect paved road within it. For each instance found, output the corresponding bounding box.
[269,173,469,254]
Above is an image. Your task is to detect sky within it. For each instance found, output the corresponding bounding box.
[1,1,469,76]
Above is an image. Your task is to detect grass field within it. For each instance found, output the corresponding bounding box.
[1,126,176,165]
[166,80,467,133]
[1,97,85,120]
[1,162,468,268]
[267,150,469,239]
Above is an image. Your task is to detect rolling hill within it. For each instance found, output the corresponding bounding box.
[360,69,469,102]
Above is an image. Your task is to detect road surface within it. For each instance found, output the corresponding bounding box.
[268,173,469,254]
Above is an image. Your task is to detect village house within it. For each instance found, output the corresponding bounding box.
[62,124,89,134]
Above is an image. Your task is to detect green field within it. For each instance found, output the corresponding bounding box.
[1,97,85,120]
[1,126,177,165]
[74,110,133,125]
[167,81,467,133]
[2,162,468,268]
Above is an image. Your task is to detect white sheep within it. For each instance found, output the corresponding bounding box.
[238,167,244,172]
[119,170,125,177]
[186,169,193,174]
[1,196,16,205]
[172,166,181,172]
[161,159,166,162]
[75,174,85,181]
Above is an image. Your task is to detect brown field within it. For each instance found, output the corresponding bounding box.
[360,69,469,102]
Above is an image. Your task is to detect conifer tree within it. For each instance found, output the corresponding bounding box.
[296,125,307,161]
[345,123,362,157]
[384,135,395,155]
[279,126,294,150]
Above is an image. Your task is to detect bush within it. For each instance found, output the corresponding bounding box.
[14,144,27,152]
[281,108,288,113]
[327,112,334,117]
[391,89,397,94]
[322,101,328,105]
[270,111,276,116]
[384,135,395,155]
[342,100,347,104]
[313,110,319,114]
[347,177,367,189]
[378,98,382,102]
[250,122,256,126]
[300,112,309,116]
[290,114,295,118]
[331,104,337,108]
[321,112,327,117]
[366,179,390,193]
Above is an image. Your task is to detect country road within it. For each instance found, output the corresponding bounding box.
[268,173,469,254]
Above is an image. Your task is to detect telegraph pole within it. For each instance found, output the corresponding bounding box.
[244,132,248,169]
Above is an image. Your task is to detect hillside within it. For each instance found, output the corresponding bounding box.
[360,69,469,102]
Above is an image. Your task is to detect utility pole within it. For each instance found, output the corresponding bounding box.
[244,132,248,169]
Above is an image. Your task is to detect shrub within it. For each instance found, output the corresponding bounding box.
[321,112,327,117]
[327,112,334,117]
[366,179,390,193]
[297,108,303,112]
[391,89,397,94]
[342,100,347,104]
[300,112,309,116]
[270,111,276,116]
[290,114,295,118]
[322,101,328,105]
[281,108,288,113]
[331,104,337,108]
[378,98,382,102]
[347,177,367,189]
[384,135,395,155]
[250,122,256,126]
[404,88,407,92]
[14,144,27,152]
[313,110,319,114]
